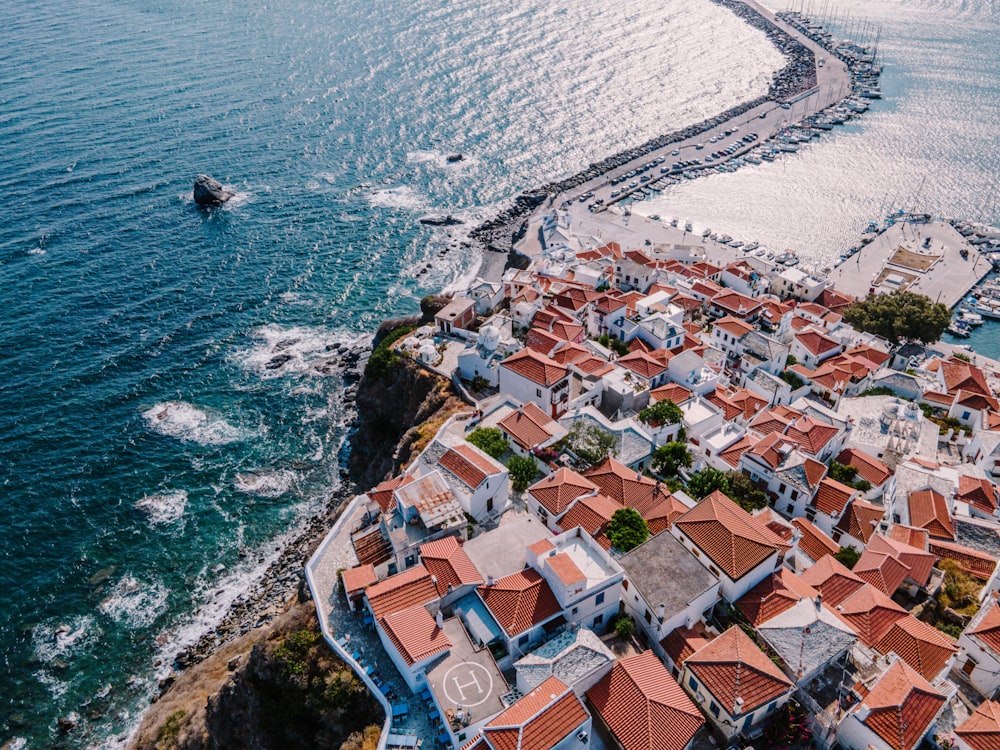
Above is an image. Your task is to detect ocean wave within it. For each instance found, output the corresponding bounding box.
[32,615,101,665]
[142,401,246,445]
[233,323,368,379]
[406,149,474,169]
[366,185,426,210]
[233,469,297,498]
[98,576,169,629]
[135,490,188,525]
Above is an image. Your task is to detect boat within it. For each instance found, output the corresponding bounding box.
[701,228,712,238]
[419,214,463,226]
[948,323,972,338]
[959,310,984,326]
[730,241,744,249]
[446,153,464,163]
[684,222,693,232]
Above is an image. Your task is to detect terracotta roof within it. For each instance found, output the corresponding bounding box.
[791,517,839,564]
[887,525,929,550]
[526,327,562,355]
[811,477,856,517]
[685,626,793,715]
[634,493,688,536]
[618,351,668,380]
[835,498,885,544]
[908,489,954,540]
[478,569,561,636]
[379,605,452,666]
[799,554,866,607]
[369,474,413,512]
[483,676,588,750]
[558,492,621,540]
[584,457,668,511]
[586,651,704,750]
[366,565,440,619]
[755,508,794,544]
[795,328,841,357]
[442,443,504,491]
[420,536,483,596]
[711,289,762,316]
[955,700,1000,750]
[958,475,999,516]
[784,416,840,457]
[737,569,818,626]
[941,359,991,397]
[673,491,785,580]
[875,616,957,681]
[661,626,711,668]
[928,538,997,580]
[714,316,754,338]
[834,584,907,647]
[498,402,559,451]
[649,382,693,406]
[546,552,586,587]
[718,434,756,468]
[341,564,378,595]
[867,535,937,589]
[853,548,912,596]
[501,348,569,387]
[970,601,1000,654]
[528,468,598,516]
[858,659,946,750]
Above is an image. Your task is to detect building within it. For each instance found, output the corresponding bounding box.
[500,348,572,418]
[957,596,1000,699]
[955,700,1000,750]
[513,627,615,695]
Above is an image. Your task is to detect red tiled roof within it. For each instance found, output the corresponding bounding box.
[484,676,588,750]
[928,538,997,581]
[955,700,1000,750]
[661,626,711,668]
[812,477,857,516]
[685,626,792,715]
[970,601,1000,654]
[791,517,839,564]
[853,547,911,597]
[834,584,907,647]
[859,659,946,750]
[498,402,559,451]
[526,327,562,356]
[379,605,452,666]
[634,493,688,536]
[745,431,798,470]
[420,536,483,596]
[674,491,785,580]
[784,416,840,457]
[835,499,885,544]
[587,651,704,750]
[501,348,569,387]
[941,359,991,397]
[478,569,561,637]
[528,467,598,516]
[439,444,495,490]
[547,552,586,586]
[714,316,754,338]
[711,290,762,316]
[737,569,818,627]
[718,435,756,469]
[369,474,414,512]
[558,492,621,540]
[366,565,440,619]
[867,535,937,589]
[958,475,999,515]
[795,328,841,356]
[908,489,954,540]
[584,457,668,510]
[888,525,929,550]
[649,382,693,406]
[618,351,668,380]
[799,554,867,607]
[875,616,957,681]
[341,564,378,595]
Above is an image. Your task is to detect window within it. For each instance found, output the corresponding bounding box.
[645,609,652,624]
[536,388,542,398]
[688,676,698,691]
[518,634,529,646]
[595,592,605,606]
[622,579,628,591]
[963,657,978,676]
[710,702,720,718]
[790,489,799,501]
[832,529,843,542]
[593,614,603,628]
[709,565,720,577]
[778,482,787,494]
[571,607,579,616]
[487,497,493,512]
[963,411,971,420]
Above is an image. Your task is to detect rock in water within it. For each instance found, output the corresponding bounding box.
[193,174,234,206]
[446,153,464,163]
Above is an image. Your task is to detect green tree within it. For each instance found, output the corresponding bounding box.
[606,508,649,552]
[596,333,630,356]
[687,467,730,500]
[613,614,636,641]
[563,422,619,465]
[466,427,508,459]
[829,461,872,493]
[652,441,692,477]
[834,546,861,570]
[506,454,538,492]
[725,471,769,512]
[638,399,684,427]
[843,289,951,345]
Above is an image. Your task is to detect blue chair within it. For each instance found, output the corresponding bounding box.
[437,732,450,747]
[427,708,439,722]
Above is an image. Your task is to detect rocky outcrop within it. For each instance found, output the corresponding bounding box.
[192,174,234,206]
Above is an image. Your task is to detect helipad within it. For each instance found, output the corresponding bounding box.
[426,618,507,721]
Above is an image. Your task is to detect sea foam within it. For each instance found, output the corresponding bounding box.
[233,469,297,498]
[135,490,188,525]
[99,576,169,629]
[142,401,245,445]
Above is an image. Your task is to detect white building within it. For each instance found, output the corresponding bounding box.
[499,348,572,418]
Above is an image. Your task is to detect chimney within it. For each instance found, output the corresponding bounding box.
[658,604,666,622]
[431,574,438,587]
[815,593,822,610]
[435,610,445,629]
[487,575,495,587]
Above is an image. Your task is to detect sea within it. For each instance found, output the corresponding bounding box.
[0,0,997,746]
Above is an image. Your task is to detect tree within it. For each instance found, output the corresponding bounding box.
[652,442,692,477]
[687,467,730,500]
[613,614,636,641]
[606,508,649,552]
[563,422,619,465]
[843,289,951,345]
[466,427,507,459]
[829,461,872,493]
[725,471,769,512]
[638,399,684,427]
[506,455,538,492]
[834,546,861,570]
[597,334,629,356]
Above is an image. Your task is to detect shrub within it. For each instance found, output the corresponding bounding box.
[563,422,619,465]
[638,399,684,427]
[612,614,636,640]
[466,427,508,459]
[686,467,730,500]
[156,710,186,750]
[507,454,538,492]
[596,334,629,356]
[363,325,416,379]
[725,471,769,511]
[834,546,861,570]
[651,441,692,477]
[606,508,649,552]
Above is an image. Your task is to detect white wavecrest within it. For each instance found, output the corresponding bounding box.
[233,469,297,498]
[32,615,101,665]
[142,401,246,445]
[98,576,169,629]
[135,490,188,525]
[367,185,426,210]
[233,323,368,379]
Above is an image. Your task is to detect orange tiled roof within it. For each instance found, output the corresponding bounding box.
[835,498,885,544]
[483,676,588,750]
[714,315,754,338]
[501,348,569,387]
[711,289,762,316]
[439,444,496,490]
[859,659,946,750]
[587,651,704,750]
[941,358,991,397]
[798,554,866,607]
[528,467,598,516]
[784,415,840,456]
[634,493,688,536]
[737,568,818,627]
[718,434,756,469]
[812,477,857,516]
[955,700,1000,750]
[867,535,937,589]
[836,449,891,487]
[853,548,912,596]
[958,475,999,516]
[584,457,668,511]
[908,489,954,540]
[834,584,907,647]
[674,491,785,580]
[685,626,793,715]
[888,525,929,550]
[366,565,440,619]
[875,616,957,681]
[649,382,693,406]
[928,538,997,581]
[661,626,711,668]
[478,569,561,637]
[618,350,668,380]
[795,328,841,356]
[369,474,413,512]
[341,563,378,595]
[970,601,1000,654]
[420,536,483,596]
[379,605,452,666]
[558,492,621,540]
[498,402,559,451]
[547,552,586,586]
[791,517,839,564]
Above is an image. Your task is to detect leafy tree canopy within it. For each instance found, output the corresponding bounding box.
[606,508,649,552]
[834,546,861,570]
[563,422,619,465]
[725,471,770,512]
[506,454,538,492]
[843,289,951,345]
[466,427,508,459]
[638,399,684,427]
[829,461,872,493]
[597,334,629,356]
[651,441,692,477]
[687,467,730,500]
